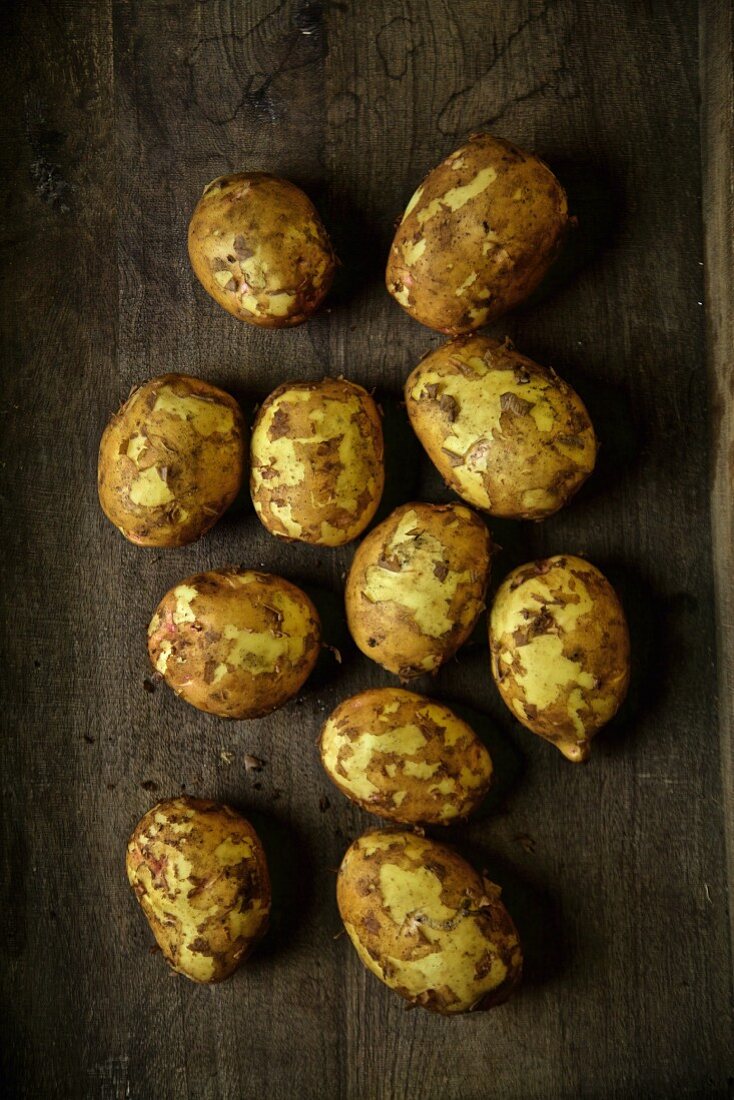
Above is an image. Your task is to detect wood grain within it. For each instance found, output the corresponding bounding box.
[1,1,732,1097]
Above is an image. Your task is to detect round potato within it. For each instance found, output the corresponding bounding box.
[405,335,596,519]
[345,502,491,679]
[489,556,630,761]
[188,173,336,327]
[148,569,321,718]
[386,132,569,334]
[98,374,245,547]
[250,378,384,546]
[126,796,270,983]
[320,688,492,824]
[337,830,522,1014]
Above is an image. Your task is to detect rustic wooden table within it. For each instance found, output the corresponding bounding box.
[1,2,732,1097]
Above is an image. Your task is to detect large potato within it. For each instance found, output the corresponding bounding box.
[250,378,384,546]
[489,556,630,761]
[126,797,270,983]
[337,830,522,1014]
[188,173,335,327]
[98,374,245,547]
[386,133,569,334]
[405,335,596,519]
[345,502,491,678]
[148,569,321,718]
[320,688,492,824]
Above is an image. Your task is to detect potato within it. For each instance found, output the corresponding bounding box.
[386,133,569,334]
[405,335,596,519]
[337,830,522,1014]
[126,796,270,983]
[489,556,630,762]
[148,569,321,718]
[345,502,491,678]
[188,173,336,327]
[250,378,384,546]
[320,688,492,824]
[98,374,245,547]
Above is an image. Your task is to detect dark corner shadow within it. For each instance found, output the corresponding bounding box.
[438,697,526,818]
[590,557,670,756]
[235,805,316,967]
[451,839,568,990]
[518,154,626,313]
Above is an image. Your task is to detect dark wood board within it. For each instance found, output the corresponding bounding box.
[1,1,732,1097]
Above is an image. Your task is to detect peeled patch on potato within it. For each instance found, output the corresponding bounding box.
[320,688,492,825]
[345,502,491,679]
[148,569,321,719]
[188,173,336,327]
[98,374,245,547]
[337,830,522,1014]
[489,555,630,761]
[405,335,596,519]
[387,132,569,334]
[126,797,270,983]
[250,378,384,546]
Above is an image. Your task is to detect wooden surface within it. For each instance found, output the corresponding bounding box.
[1,1,732,1097]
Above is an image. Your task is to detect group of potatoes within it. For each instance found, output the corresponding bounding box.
[104,134,630,1014]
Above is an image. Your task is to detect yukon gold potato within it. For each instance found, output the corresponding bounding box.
[148,569,320,718]
[320,688,492,824]
[188,173,336,327]
[387,133,569,334]
[126,797,270,983]
[405,335,596,519]
[250,378,384,546]
[345,502,491,679]
[98,374,245,547]
[337,830,522,1014]
[489,556,630,762]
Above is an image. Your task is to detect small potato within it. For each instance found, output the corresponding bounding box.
[320,688,492,824]
[250,378,384,546]
[489,556,630,762]
[188,173,336,327]
[386,133,568,334]
[98,374,245,547]
[405,335,596,519]
[345,502,491,679]
[126,796,270,983]
[337,830,522,1014]
[148,569,321,718]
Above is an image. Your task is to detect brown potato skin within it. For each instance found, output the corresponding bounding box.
[337,830,522,1014]
[345,502,492,679]
[250,378,384,546]
[386,133,568,334]
[126,797,270,983]
[98,374,245,547]
[489,556,630,762]
[188,173,336,327]
[319,688,492,825]
[147,569,321,719]
[405,335,596,519]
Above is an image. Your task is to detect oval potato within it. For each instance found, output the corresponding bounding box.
[489,555,630,761]
[319,688,492,824]
[337,830,522,1014]
[345,502,491,678]
[148,569,321,718]
[188,173,336,327]
[386,133,568,334]
[405,335,596,519]
[98,374,245,547]
[250,378,384,546]
[126,796,270,983]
